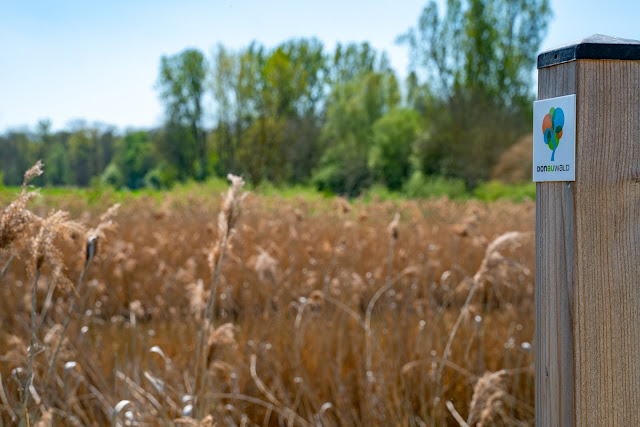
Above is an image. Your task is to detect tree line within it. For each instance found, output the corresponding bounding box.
[1,0,550,196]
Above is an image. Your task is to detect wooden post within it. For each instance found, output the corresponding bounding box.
[535,35,640,426]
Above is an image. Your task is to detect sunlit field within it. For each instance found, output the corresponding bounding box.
[0,165,536,426]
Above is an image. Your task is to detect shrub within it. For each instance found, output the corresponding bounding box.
[403,171,468,199]
[473,180,536,202]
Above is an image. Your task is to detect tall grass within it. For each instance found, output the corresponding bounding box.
[0,163,536,425]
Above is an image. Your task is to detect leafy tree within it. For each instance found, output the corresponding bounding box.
[109,131,156,189]
[210,39,328,184]
[236,116,286,184]
[93,124,117,173]
[369,108,421,190]
[399,0,550,108]
[398,0,550,187]
[412,90,532,188]
[67,130,94,186]
[64,125,116,187]
[44,137,72,186]
[32,120,72,186]
[278,39,328,183]
[210,44,239,176]
[0,122,116,187]
[405,71,432,114]
[238,44,293,183]
[210,43,265,181]
[152,122,197,183]
[314,47,400,196]
[330,42,377,84]
[256,39,328,183]
[157,48,209,180]
[101,163,124,188]
[0,131,37,185]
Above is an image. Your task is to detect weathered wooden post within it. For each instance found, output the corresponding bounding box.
[535,35,640,425]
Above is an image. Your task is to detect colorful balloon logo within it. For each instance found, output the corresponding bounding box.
[542,107,564,161]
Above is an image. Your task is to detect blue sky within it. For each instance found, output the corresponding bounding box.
[1,0,638,132]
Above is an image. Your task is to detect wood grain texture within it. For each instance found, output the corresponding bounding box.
[536,60,640,426]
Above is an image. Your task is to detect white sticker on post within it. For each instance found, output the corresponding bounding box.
[532,94,576,182]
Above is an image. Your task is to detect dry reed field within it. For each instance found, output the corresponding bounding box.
[0,163,536,426]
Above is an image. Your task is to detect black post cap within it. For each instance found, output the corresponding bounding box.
[538,34,640,68]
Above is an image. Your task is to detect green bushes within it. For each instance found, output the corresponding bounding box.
[403,172,468,200]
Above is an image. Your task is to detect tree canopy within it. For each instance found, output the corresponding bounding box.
[398,0,550,187]
[1,1,551,195]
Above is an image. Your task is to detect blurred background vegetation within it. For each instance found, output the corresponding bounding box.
[0,0,549,198]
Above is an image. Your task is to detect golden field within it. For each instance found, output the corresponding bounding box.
[0,166,536,426]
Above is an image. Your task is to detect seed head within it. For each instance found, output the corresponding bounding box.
[336,197,351,215]
[85,203,120,260]
[22,160,44,187]
[129,300,144,318]
[0,162,46,253]
[34,408,53,427]
[186,279,208,320]
[388,213,400,242]
[468,370,511,426]
[29,210,84,291]
[206,323,237,367]
[253,247,278,284]
[308,289,324,310]
[207,322,236,348]
[218,174,245,237]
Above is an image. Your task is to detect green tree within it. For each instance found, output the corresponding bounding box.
[153,123,196,183]
[0,131,37,185]
[93,124,117,173]
[44,137,72,186]
[368,108,421,190]
[68,130,94,186]
[64,125,117,186]
[157,48,209,180]
[412,92,528,188]
[405,71,432,114]
[399,0,550,108]
[210,39,328,184]
[0,122,113,187]
[279,39,328,183]
[330,42,376,84]
[109,131,156,189]
[398,0,550,187]
[314,46,400,196]
[210,43,265,181]
[210,44,239,176]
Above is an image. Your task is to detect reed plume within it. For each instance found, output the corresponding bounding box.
[0,161,44,255]
[45,204,120,390]
[22,192,83,424]
[194,174,246,414]
[467,370,511,426]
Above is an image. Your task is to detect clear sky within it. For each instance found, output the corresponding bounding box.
[1,0,638,132]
